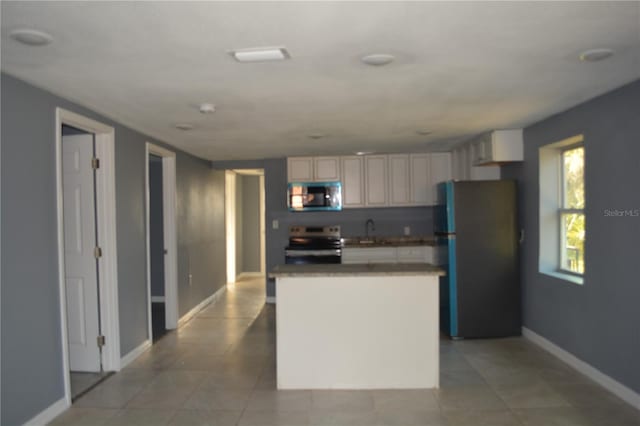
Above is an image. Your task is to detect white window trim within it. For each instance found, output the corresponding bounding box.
[538,134,584,285]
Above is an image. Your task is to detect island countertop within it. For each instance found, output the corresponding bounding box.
[269,262,445,278]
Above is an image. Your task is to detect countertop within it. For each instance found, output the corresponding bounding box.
[341,236,436,248]
[269,263,445,278]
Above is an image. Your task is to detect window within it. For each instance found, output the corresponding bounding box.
[539,135,585,284]
[559,146,585,274]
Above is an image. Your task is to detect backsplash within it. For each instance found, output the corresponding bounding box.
[274,206,434,237]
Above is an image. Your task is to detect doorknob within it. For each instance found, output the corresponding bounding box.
[163,249,168,255]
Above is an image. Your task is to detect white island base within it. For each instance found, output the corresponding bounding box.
[271,264,442,390]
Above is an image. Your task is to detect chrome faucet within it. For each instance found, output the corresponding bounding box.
[365,218,376,238]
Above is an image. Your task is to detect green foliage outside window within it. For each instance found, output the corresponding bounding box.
[561,147,585,274]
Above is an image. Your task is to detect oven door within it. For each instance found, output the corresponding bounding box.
[285,249,342,264]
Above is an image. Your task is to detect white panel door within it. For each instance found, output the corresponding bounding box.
[365,155,388,207]
[341,156,365,208]
[63,134,101,372]
[388,154,411,206]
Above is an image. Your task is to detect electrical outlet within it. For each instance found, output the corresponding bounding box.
[404,226,411,236]
[272,219,279,230]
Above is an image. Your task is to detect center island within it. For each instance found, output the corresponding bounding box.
[269,263,445,390]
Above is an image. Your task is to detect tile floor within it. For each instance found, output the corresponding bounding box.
[51,276,640,426]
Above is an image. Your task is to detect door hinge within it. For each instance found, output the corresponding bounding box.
[94,246,103,258]
[91,157,100,169]
[97,335,106,347]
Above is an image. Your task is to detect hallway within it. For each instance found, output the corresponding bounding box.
[51,277,638,426]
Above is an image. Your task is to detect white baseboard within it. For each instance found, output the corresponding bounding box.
[177,285,226,327]
[266,296,276,304]
[522,327,640,409]
[120,339,151,369]
[24,397,69,426]
[150,296,165,303]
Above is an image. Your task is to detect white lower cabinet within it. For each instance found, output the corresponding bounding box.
[342,246,434,264]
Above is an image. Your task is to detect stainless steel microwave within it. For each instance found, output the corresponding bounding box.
[287,182,342,212]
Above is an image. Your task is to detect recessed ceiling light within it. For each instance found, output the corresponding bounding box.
[9,29,53,46]
[416,130,432,136]
[175,123,194,131]
[230,47,290,63]
[199,103,215,114]
[579,48,614,62]
[361,54,395,66]
[308,133,325,140]
[354,151,374,156]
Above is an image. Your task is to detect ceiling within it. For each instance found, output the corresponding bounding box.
[2,2,639,161]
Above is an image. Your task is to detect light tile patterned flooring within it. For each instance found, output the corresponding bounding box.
[51,277,640,426]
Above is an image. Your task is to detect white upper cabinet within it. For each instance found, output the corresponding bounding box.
[365,155,388,207]
[410,154,430,205]
[388,154,412,206]
[410,153,452,206]
[429,153,452,203]
[314,157,341,181]
[472,129,523,165]
[341,156,365,208]
[288,152,452,207]
[287,157,314,182]
[287,156,340,182]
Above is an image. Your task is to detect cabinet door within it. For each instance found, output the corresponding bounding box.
[430,153,452,204]
[287,157,313,182]
[314,157,341,181]
[410,154,430,205]
[341,156,365,208]
[388,154,411,206]
[365,155,388,207]
[397,246,434,263]
[342,247,396,264]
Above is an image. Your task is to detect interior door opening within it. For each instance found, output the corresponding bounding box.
[145,143,178,345]
[149,154,168,342]
[225,169,266,294]
[61,125,111,400]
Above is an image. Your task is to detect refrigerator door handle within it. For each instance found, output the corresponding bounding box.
[519,229,525,244]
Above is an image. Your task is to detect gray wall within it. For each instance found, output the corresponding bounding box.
[175,155,226,316]
[241,175,261,273]
[149,155,164,297]
[501,79,640,393]
[211,159,435,298]
[1,73,226,425]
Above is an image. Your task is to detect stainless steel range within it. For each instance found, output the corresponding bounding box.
[285,225,342,264]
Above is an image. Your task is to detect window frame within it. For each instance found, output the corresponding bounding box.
[557,143,585,277]
[538,134,585,285]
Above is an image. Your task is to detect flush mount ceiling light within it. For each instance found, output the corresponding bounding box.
[175,123,194,131]
[354,151,374,156]
[230,46,290,63]
[361,53,395,66]
[416,130,432,136]
[579,48,614,62]
[9,28,53,46]
[308,133,325,140]
[199,103,215,114]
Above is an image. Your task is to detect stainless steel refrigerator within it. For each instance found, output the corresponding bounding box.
[435,180,520,339]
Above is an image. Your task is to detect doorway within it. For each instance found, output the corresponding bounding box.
[56,109,120,406]
[225,169,266,285]
[145,143,178,343]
